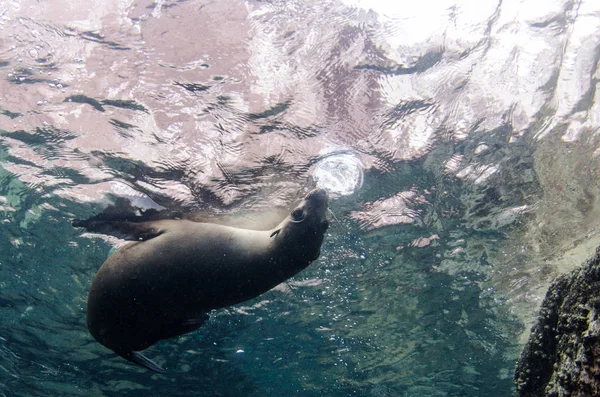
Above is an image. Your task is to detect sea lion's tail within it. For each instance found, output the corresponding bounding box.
[119,350,168,373]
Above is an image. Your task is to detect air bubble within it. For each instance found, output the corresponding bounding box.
[313,152,364,196]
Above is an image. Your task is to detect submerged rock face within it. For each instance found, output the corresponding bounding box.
[515,248,600,397]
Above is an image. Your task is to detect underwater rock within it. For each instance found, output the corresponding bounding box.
[515,247,600,396]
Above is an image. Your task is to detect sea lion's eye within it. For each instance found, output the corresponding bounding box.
[291,209,305,223]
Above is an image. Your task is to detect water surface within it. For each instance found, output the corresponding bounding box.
[1,0,600,396]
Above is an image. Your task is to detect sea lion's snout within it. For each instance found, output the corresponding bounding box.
[306,188,328,204]
[303,189,329,233]
[305,188,328,214]
[305,189,328,216]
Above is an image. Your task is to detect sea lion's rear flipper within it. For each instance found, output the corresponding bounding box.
[73,219,164,241]
[119,350,168,373]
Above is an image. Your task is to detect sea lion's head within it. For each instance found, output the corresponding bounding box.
[271,188,329,264]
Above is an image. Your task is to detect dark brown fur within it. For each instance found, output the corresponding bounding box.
[78,189,329,372]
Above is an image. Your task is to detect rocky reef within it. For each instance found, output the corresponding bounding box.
[515,248,600,396]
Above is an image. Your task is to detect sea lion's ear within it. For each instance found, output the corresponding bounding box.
[270,229,281,238]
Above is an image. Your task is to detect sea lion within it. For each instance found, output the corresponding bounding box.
[74,189,329,372]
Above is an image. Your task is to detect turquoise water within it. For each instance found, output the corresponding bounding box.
[1,0,600,396]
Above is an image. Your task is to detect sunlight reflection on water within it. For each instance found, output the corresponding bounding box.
[1,0,600,396]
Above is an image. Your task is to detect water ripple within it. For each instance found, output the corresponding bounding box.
[350,190,426,230]
[1,0,600,396]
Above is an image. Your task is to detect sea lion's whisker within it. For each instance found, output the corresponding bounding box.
[327,208,339,222]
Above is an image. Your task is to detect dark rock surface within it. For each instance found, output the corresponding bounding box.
[515,248,600,396]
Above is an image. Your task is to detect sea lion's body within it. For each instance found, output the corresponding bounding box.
[77,189,328,372]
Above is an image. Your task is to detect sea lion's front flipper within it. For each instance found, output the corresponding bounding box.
[120,351,167,373]
[158,315,209,341]
[73,219,164,241]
